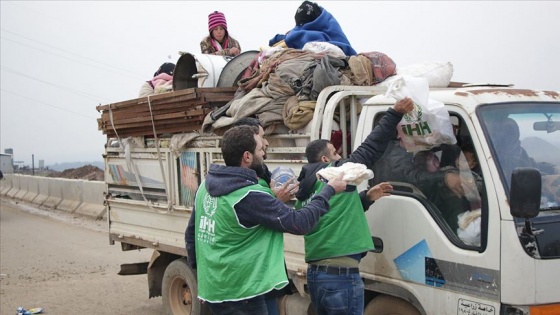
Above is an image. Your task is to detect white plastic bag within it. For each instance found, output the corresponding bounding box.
[385,76,456,152]
[316,162,374,186]
[395,61,454,87]
[302,42,347,59]
[457,210,481,246]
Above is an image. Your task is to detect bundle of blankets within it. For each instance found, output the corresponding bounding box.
[202,46,398,135]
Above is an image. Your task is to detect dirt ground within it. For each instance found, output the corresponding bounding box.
[46,165,105,181]
[0,198,164,315]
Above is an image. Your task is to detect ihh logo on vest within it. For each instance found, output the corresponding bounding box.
[199,194,217,244]
[203,194,217,217]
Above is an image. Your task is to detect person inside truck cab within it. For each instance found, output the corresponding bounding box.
[487,117,534,188]
[185,125,348,315]
[200,11,241,57]
[371,134,465,199]
[412,144,484,235]
[413,149,468,233]
[294,97,413,315]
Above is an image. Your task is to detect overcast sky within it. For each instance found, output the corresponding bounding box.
[1,1,559,166]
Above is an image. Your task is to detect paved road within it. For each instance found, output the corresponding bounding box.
[0,198,164,315]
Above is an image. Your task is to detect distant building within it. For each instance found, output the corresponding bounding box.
[0,153,14,174]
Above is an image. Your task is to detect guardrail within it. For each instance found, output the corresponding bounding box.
[0,174,106,219]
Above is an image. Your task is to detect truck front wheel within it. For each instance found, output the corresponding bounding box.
[162,258,210,315]
[364,295,420,315]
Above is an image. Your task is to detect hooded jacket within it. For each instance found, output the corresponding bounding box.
[185,163,336,269]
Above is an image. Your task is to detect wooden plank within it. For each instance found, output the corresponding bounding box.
[96,87,236,111]
[101,106,211,123]
[99,111,208,130]
[99,103,207,121]
[102,109,206,126]
[96,89,197,111]
[104,123,203,138]
[97,87,237,137]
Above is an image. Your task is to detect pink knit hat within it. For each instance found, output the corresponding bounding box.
[208,11,227,32]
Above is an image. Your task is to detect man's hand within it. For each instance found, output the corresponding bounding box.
[393,97,414,114]
[327,173,348,193]
[271,177,299,203]
[366,182,393,201]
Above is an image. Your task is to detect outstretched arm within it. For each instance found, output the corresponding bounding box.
[236,174,347,234]
[343,98,413,168]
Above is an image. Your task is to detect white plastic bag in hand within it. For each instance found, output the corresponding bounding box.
[316,162,374,186]
[385,75,456,152]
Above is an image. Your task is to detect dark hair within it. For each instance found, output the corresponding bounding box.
[412,151,432,169]
[233,117,262,128]
[305,139,331,163]
[221,125,259,166]
[439,145,461,168]
[154,62,175,77]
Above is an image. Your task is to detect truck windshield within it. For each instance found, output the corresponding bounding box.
[479,102,560,258]
[478,102,560,211]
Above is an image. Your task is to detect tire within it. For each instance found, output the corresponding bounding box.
[162,258,211,315]
[364,295,421,315]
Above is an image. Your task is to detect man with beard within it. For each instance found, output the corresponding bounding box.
[185,125,348,315]
[232,117,298,315]
[233,117,298,203]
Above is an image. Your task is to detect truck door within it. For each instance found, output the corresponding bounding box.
[356,103,501,314]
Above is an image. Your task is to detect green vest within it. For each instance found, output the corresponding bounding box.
[258,177,268,188]
[295,166,374,262]
[194,182,288,302]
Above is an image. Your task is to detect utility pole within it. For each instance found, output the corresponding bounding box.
[32,154,35,176]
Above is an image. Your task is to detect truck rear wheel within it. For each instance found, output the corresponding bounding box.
[364,295,420,315]
[162,258,210,315]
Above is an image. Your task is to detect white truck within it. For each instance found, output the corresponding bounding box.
[98,62,560,314]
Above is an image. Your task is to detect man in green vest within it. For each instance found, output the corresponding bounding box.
[295,97,413,315]
[186,125,347,315]
[233,117,298,203]
[232,117,298,315]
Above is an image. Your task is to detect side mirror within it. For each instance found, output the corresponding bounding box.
[510,167,541,218]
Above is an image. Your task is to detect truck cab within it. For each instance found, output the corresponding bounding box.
[348,87,560,314]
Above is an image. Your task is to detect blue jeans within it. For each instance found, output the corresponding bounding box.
[265,297,279,315]
[307,265,364,315]
[207,295,268,315]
